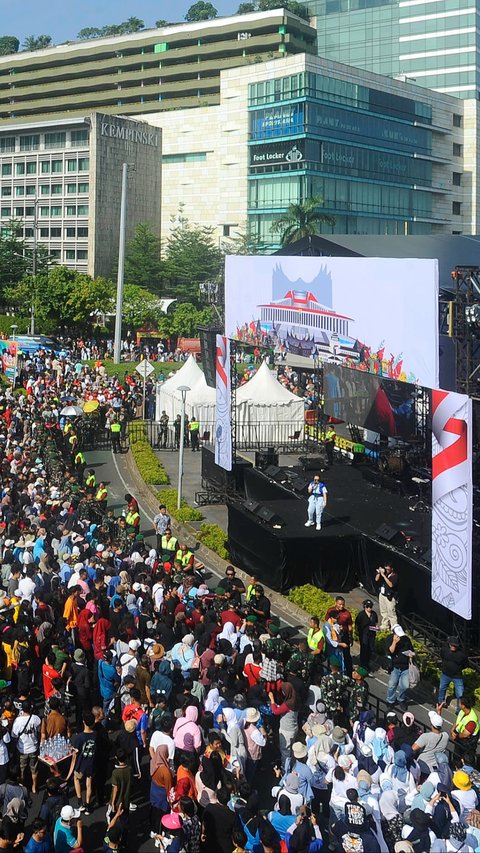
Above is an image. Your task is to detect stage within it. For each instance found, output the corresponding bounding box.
[227,461,455,631]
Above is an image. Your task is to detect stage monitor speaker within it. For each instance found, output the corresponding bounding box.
[255,448,279,471]
[198,325,223,389]
[292,477,309,495]
[375,523,404,547]
[244,498,260,514]
[265,465,282,480]
[299,454,327,472]
[256,505,284,525]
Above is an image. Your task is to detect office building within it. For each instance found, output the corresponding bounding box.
[144,53,469,250]
[309,0,479,99]
[0,11,316,124]
[0,113,161,277]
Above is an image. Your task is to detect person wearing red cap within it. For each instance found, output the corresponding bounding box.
[154,811,185,851]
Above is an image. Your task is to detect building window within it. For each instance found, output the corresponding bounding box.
[66,205,76,216]
[19,134,39,151]
[453,114,462,128]
[41,161,50,173]
[40,206,49,216]
[51,184,62,194]
[1,164,11,176]
[15,187,24,197]
[15,207,24,216]
[45,132,66,149]
[223,225,231,237]
[50,249,61,259]
[453,172,462,186]
[26,162,36,174]
[24,207,35,217]
[77,204,88,215]
[1,187,11,197]
[78,157,89,171]
[50,227,61,237]
[39,227,49,237]
[453,143,463,157]
[77,250,88,260]
[77,182,88,193]
[65,227,75,237]
[77,226,88,237]
[50,205,62,216]
[452,201,461,215]
[65,249,75,260]
[70,129,89,145]
[40,185,50,195]
[0,137,15,153]
[25,186,36,196]
[67,183,76,194]
[51,160,62,173]
[1,207,11,216]
[67,159,77,172]
[15,163,25,175]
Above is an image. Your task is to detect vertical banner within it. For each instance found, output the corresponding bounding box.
[431,389,472,619]
[215,335,232,471]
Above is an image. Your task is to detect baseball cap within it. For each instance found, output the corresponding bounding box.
[363,599,374,608]
[128,639,141,651]
[60,805,81,821]
[428,710,443,728]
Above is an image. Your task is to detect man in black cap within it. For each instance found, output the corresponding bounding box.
[438,636,467,714]
[355,599,378,672]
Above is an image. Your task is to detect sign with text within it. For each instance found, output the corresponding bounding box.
[249,140,304,169]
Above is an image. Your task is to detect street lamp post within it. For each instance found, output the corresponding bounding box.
[177,384,191,510]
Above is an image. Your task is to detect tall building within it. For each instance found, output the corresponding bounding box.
[309,0,479,99]
[144,53,469,249]
[0,113,161,277]
[0,11,316,124]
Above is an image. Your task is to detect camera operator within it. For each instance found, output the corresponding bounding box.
[375,562,398,630]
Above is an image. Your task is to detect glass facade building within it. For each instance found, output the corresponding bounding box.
[247,70,447,248]
[309,0,480,99]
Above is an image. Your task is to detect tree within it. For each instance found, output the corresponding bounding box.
[185,2,218,22]
[22,35,52,51]
[164,211,223,304]
[0,36,19,56]
[0,220,30,300]
[122,284,162,328]
[121,17,145,33]
[271,196,335,245]
[155,19,168,27]
[237,2,256,12]
[223,222,263,255]
[124,223,163,294]
[77,27,102,40]
[257,0,310,19]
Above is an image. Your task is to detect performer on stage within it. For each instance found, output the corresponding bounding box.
[305,474,327,531]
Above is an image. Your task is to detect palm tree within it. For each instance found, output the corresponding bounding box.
[271,195,335,245]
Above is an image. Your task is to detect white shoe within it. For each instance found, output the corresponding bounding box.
[316,524,321,530]
[305,520,314,527]
[129,803,138,812]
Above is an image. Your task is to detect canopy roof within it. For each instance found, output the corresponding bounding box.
[236,361,301,405]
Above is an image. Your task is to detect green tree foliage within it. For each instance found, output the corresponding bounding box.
[124,223,163,294]
[223,222,263,255]
[164,211,223,304]
[271,196,335,245]
[122,284,162,328]
[77,18,145,40]
[0,36,19,56]
[32,268,115,328]
[0,221,30,298]
[256,0,310,19]
[185,2,218,22]
[22,35,52,51]
[237,2,256,12]
[155,19,168,27]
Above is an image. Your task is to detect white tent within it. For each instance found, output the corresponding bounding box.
[236,362,304,446]
[156,355,204,421]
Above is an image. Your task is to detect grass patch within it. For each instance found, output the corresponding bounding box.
[197,523,230,560]
[86,360,183,378]
[155,487,204,524]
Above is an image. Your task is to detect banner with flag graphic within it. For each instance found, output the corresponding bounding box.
[215,335,232,471]
[431,389,472,620]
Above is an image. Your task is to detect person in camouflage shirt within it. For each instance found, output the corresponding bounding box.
[286,639,313,682]
[348,666,369,721]
[262,624,292,665]
[320,655,352,716]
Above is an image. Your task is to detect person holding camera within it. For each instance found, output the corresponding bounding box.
[375,562,398,630]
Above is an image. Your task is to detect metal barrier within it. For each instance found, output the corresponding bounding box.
[134,419,321,454]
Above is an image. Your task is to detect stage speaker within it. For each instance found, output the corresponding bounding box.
[198,325,223,388]
[265,465,282,480]
[299,454,327,472]
[256,505,284,525]
[375,523,404,547]
[255,448,279,471]
[244,498,260,514]
[292,477,309,495]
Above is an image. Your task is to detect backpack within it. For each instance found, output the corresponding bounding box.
[408,659,421,688]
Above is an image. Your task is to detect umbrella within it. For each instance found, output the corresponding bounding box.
[83,400,99,414]
[60,394,76,403]
[60,405,83,417]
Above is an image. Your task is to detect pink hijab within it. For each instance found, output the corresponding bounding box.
[173,705,202,751]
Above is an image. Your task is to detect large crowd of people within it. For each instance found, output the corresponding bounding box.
[0,345,476,853]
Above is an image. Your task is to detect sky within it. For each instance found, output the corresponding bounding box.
[1,0,237,45]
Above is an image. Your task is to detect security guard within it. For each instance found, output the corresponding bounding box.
[161,530,178,561]
[74,449,86,484]
[85,469,96,491]
[125,507,140,534]
[324,425,336,465]
[95,482,108,512]
[110,418,121,454]
[307,616,325,657]
[450,695,480,757]
[175,544,194,569]
[189,415,200,452]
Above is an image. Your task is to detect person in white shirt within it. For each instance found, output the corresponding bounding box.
[18,566,36,603]
[12,700,41,794]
